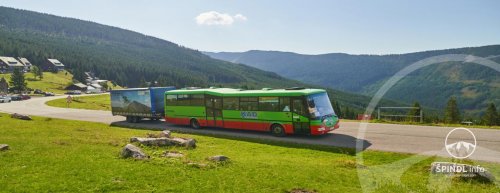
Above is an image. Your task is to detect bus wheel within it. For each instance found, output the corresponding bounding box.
[190,119,200,129]
[271,124,286,137]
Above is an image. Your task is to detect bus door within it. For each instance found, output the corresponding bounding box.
[205,95,223,127]
[291,97,310,134]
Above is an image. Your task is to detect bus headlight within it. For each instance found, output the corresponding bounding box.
[318,127,325,131]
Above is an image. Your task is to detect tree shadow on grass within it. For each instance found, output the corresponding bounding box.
[110,120,371,156]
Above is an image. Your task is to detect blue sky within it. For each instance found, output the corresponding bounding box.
[1,0,499,54]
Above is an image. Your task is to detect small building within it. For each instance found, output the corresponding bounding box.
[0,56,24,73]
[91,79,108,84]
[91,83,103,91]
[65,83,87,91]
[43,59,65,72]
[86,85,102,93]
[17,57,33,72]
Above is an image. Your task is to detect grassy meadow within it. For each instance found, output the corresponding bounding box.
[46,94,111,111]
[0,70,73,94]
[0,114,498,192]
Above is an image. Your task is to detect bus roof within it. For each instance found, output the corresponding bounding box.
[165,88,326,97]
[110,86,176,93]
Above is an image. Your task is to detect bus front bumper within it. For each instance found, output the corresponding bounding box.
[310,122,339,135]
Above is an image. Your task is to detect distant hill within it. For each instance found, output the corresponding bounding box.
[205,46,500,116]
[0,6,405,116]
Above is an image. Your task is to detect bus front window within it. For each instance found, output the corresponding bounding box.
[307,92,335,119]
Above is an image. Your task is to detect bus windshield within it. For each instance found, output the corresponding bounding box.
[307,92,335,119]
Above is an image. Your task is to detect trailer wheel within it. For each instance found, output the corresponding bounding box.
[190,119,200,129]
[271,124,286,137]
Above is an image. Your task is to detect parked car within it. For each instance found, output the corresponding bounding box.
[0,96,11,103]
[20,94,31,100]
[65,90,82,95]
[10,95,22,101]
[34,89,44,94]
[44,92,55,96]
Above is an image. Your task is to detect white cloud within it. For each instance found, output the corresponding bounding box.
[195,11,247,26]
[234,14,247,21]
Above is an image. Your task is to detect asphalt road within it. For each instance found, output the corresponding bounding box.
[1,95,499,163]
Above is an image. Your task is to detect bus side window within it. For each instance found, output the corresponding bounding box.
[292,99,306,115]
[177,94,190,106]
[240,97,258,111]
[223,97,239,110]
[280,97,290,112]
[191,94,204,106]
[259,97,279,111]
[166,95,177,106]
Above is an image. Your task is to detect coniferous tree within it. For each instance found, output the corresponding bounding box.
[31,65,42,80]
[139,77,148,87]
[407,102,421,122]
[343,106,351,119]
[0,77,8,94]
[37,66,44,80]
[444,97,460,124]
[9,68,27,93]
[482,103,498,126]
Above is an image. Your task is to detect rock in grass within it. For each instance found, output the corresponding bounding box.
[170,137,196,149]
[121,144,148,159]
[10,113,32,120]
[130,137,171,146]
[163,151,184,158]
[208,155,230,162]
[288,188,318,193]
[159,130,171,138]
[129,136,196,148]
[186,162,208,168]
[0,144,9,151]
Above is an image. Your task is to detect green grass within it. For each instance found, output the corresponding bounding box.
[0,114,498,192]
[0,70,73,94]
[46,94,111,111]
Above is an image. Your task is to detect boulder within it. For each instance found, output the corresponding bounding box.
[163,151,184,158]
[186,162,208,168]
[130,137,171,146]
[129,137,139,143]
[10,113,32,120]
[159,130,171,138]
[288,188,318,193]
[208,155,230,162]
[170,137,196,149]
[431,162,495,183]
[0,144,9,151]
[129,137,196,148]
[121,144,148,159]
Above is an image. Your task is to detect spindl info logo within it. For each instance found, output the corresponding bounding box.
[445,128,477,159]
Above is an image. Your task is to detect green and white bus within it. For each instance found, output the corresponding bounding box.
[164,87,339,136]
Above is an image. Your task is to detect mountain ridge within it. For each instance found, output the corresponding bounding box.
[204,45,500,115]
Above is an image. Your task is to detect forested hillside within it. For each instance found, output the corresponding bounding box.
[205,46,500,115]
[0,6,284,88]
[0,6,405,116]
